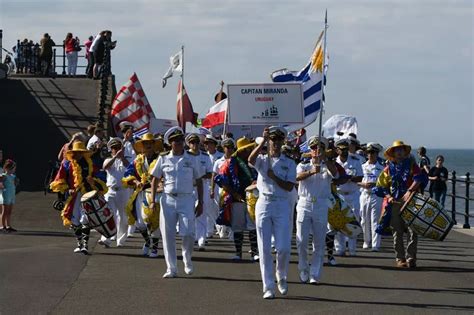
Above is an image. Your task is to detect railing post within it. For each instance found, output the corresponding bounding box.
[62,44,66,75]
[451,171,456,224]
[53,48,56,75]
[463,172,470,229]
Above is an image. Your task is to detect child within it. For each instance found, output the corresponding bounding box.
[1,159,17,232]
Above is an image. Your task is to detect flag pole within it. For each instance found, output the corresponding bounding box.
[181,45,185,132]
[318,10,328,141]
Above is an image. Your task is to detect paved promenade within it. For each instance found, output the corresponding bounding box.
[1,192,473,314]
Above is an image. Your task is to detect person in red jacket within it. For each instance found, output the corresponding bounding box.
[64,33,79,76]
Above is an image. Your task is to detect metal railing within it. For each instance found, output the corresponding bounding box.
[10,40,114,78]
[448,171,472,228]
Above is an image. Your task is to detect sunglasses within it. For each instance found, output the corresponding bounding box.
[189,140,200,144]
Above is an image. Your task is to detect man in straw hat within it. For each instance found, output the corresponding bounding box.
[50,141,108,254]
[186,133,213,251]
[214,137,259,262]
[295,136,339,284]
[248,126,296,299]
[122,133,163,258]
[334,138,363,257]
[358,142,384,252]
[204,135,223,238]
[149,126,204,278]
[97,138,130,248]
[374,140,427,268]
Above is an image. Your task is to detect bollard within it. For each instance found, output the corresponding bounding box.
[464,172,470,229]
[53,48,56,75]
[451,171,456,224]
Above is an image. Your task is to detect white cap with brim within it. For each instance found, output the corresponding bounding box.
[221,138,236,148]
[268,126,287,139]
[308,136,329,148]
[164,126,185,144]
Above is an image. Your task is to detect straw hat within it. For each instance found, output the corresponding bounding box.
[384,140,411,160]
[133,133,163,153]
[234,137,257,156]
[66,141,92,159]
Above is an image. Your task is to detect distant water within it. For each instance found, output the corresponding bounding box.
[414,149,473,226]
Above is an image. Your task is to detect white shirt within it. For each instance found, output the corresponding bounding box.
[251,154,296,197]
[150,151,202,194]
[123,140,136,163]
[89,34,101,53]
[208,151,224,165]
[336,155,363,194]
[361,160,384,193]
[213,155,226,174]
[87,135,101,150]
[103,157,127,189]
[297,161,337,199]
[191,151,213,185]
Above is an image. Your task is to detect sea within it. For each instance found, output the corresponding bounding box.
[412,149,473,227]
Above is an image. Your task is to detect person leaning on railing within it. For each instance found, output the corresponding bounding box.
[40,33,55,76]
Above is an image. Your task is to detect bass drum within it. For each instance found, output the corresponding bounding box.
[327,193,362,238]
[400,192,453,241]
[81,190,117,238]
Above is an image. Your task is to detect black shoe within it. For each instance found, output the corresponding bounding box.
[6,227,17,232]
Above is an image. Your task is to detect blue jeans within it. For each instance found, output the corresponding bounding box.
[433,190,447,208]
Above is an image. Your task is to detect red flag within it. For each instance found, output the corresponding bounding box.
[176,79,196,131]
[111,73,155,135]
[202,99,227,129]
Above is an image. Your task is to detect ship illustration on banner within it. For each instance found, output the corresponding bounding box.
[255,104,279,119]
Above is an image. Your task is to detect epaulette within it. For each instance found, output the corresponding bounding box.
[186,150,199,156]
[160,150,170,156]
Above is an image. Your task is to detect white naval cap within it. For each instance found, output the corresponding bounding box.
[119,121,134,132]
[185,133,200,144]
[107,137,123,150]
[221,138,236,148]
[308,135,329,148]
[203,134,218,144]
[366,142,383,152]
[164,126,185,144]
[268,126,287,139]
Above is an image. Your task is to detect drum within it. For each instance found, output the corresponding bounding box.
[81,190,117,238]
[327,193,362,238]
[400,192,453,241]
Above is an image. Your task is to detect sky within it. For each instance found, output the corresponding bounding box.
[1,0,473,149]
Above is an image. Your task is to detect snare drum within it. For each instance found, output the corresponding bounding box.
[400,192,453,241]
[81,190,117,238]
[327,193,362,238]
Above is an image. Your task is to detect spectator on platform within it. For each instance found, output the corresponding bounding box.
[86,124,96,139]
[84,36,94,77]
[92,31,106,79]
[64,33,79,76]
[40,33,55,76]
[428,155,448,208]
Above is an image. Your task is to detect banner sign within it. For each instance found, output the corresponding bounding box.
[227,83,304,125]
[149,118,178,134]
[210,124,265,139]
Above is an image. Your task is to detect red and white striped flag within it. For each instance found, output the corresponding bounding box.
[176,79,197,132]
[202,99,227,129]
[111,73,155,135]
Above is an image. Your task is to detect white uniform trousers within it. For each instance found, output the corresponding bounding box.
[207,186,220,237]
[255,195,291,292]
[195,184,212,246]
[101,189,129,246]
[335,192,360,255]
[296,198,328,281]
[360,191,382,249]
[160,193,195,273]
[70,192,88,226]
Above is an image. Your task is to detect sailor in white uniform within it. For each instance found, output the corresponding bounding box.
[296,136,338,284]
[186,133,213,251]
[205,135,224,238]
[358,143,384,251]
[149,127,204,278]
[334,138,363,256]
[248,126,296,300]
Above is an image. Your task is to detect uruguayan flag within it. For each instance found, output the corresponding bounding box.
[133,127,149,140]
[271,31,327,132]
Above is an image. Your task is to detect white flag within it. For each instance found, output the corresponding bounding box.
[162,50,182,88]
[322,115,358,139]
